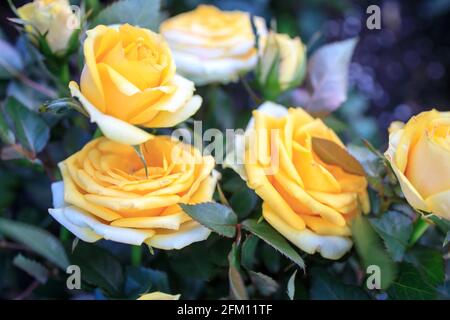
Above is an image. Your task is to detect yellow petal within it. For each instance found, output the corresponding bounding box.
[394,110,440,172]
[425,190,450,220]
[146,221,211,250]
[110,212,184,229]
[245,159,305,230]
[262,203,352,260]
[70,82,153,145]
[138,292,180,300]
[145,95,202,128]
[405,128,450,198]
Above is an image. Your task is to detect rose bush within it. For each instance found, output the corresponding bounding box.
[1,0,448,301]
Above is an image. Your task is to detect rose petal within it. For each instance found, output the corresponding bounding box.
[69,81,152,145]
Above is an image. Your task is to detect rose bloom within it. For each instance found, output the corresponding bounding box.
[160,5,267,85]
[17,0,79,53]
[48,136,217,250]
[70,24,202,145]
[243,102,370,260]
[385,109,450,220]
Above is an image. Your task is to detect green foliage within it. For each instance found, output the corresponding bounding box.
[241,235,259,270]
[166,235,230,281]
[70,242,124,296]
[0,39,23,79]
[388,263,437,300]
[0,0,447,301]
[123,266,169,298]
[93,0,161,30]
[405,247,445,286]
[370,211,413,261]
[242,219,305,269]
[310,268,370,300]
[228,243,248,300]
[351,215,397,290]
[249,271,279,296]
[286,269,297,300]
[3,97,50,154]
[180,202,238,238]
[0,218,69,270]
[13,254,49,284]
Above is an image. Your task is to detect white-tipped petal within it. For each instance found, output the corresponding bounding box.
[69,82,152,145]
[146,221,211,250]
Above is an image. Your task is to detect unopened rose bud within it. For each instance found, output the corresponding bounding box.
[17,0,79,53]
[257,32,307,100]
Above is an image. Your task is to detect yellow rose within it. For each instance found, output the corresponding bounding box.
[70,24,202,145]
[48,136,217,250]
[138,292,180,300]
[160,5,267,85]
[17,0,79,53]
[385,110,450,220]
[257,31,307,98]
[243,102,370,260]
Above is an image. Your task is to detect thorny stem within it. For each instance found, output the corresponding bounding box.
[0,240,31,252]
[235,224,242,247]
[240,77,262,105]
[13,280,40,300]
[16,73,58,98]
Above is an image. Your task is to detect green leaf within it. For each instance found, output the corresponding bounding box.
[0,39,23,79]
[124,266,151,297]
[206,86,235,130]
[13,254,49,284]
[249,271,279,296]
[4,97,49,154]
[123,266,169,298]
[167,236,228,280]
[0,218,69,270]
[351,215,397,290]
[180,202,238,238]
[261,243,281,273]
[241,235,259,270]
[429,215,450,234]
[310,268,370,300]
[370,211,413,261]
[70,242,124,296]
[444,232,450,247]
[39,97,87,116]
[229,188,258,219]
[93,0,161,31]
[311,137,366,176]
[0,108,15,144]
[287,269,297,300]
[388,263,436,300]
[405,247,444,286]
[242,219,305,270]
[228,243,248,300]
